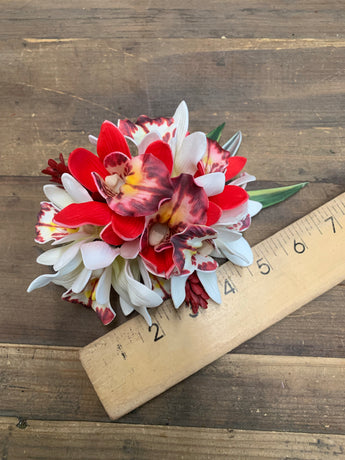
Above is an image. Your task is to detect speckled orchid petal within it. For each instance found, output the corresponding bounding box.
[164,174,209,228]
[202,138,231,175]
[150,274,171,301]
[118,114,175,146]
[62,275,116,326]
[171,225,217,275]
[35,202,77,244]
[94,152,173,217]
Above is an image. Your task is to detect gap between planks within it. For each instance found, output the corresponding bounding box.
[0,416,345,460]
[1,343,345,433]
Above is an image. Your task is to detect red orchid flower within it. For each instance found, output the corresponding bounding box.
[140,174,217,278]
[53,121,174,245]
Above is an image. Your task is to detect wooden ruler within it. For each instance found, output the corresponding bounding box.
[80,192,345,420]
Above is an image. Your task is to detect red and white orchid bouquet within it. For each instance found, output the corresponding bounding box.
[28,101,303,326]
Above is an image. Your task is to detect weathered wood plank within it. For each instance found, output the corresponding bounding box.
[1,39,345,180]
[1,1,345,39]
[1,417,345,460]
[1,345,345,433]
[2,176,345,356]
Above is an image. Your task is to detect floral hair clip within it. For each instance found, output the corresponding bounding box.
[28,102,306,326]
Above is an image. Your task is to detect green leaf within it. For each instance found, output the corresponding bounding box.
[248,182,308,208]
[206,122,225,142]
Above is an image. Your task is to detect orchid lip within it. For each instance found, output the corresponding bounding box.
[105,173,125,194]
[148,223,170,246]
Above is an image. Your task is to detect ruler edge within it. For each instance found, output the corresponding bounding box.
[79,191,345,420]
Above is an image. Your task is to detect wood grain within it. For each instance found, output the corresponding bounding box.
[1,0,345,449]
[1,344,345,434]
[1,416,345,460]
[1,1,345,39]
[1,38,345,181]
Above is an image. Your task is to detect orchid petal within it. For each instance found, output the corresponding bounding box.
[68,148,108,192]
[194,172,225,197]
[54,201,112,228]
[222,131,242,156]
[206,201,222,226]
[171,274,189,309]
[88,134,98,145]
[218,236,253,266]
[120,239,140,259]
[35,202,75,244]
[173,131,206,176]
[197,270,221,303]
[138,131,161,155]
[27,272,60,292]
[163,174,209,227]
[51,231,91,246]
[101,152,173,217]
[144,140,173,174]
[97,120,131,161]
[125,262,163,309]
[118,114,175,146]
[43,185,74,209]
[210,185,249,210]
[248,199,263,217]
[81,241,119,270]
[171,225,217,274]
[202,138,233,175]
[36,246,65,266]
[214,227,242,243]
[111,213,145,240]
[96,266,112,304]
[71,266,92,293]
[54,241,84,271]
[100,223,124,246]
[225,156,247,182]
[173,100,189,155]
[119,297,135,316]
[229,172,256,188]
[61,173,93,203]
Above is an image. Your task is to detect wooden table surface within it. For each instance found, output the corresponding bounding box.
[1,1,345,458]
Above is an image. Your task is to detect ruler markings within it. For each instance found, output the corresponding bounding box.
[275,235,289,256]
[331,204,343,228]
[309,214,323,235]
[80,192,345,420]
[335,201,345,216]
[246,266,254,277]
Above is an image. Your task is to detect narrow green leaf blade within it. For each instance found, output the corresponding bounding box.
[206,122,225,142]
[248,182,308,208]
